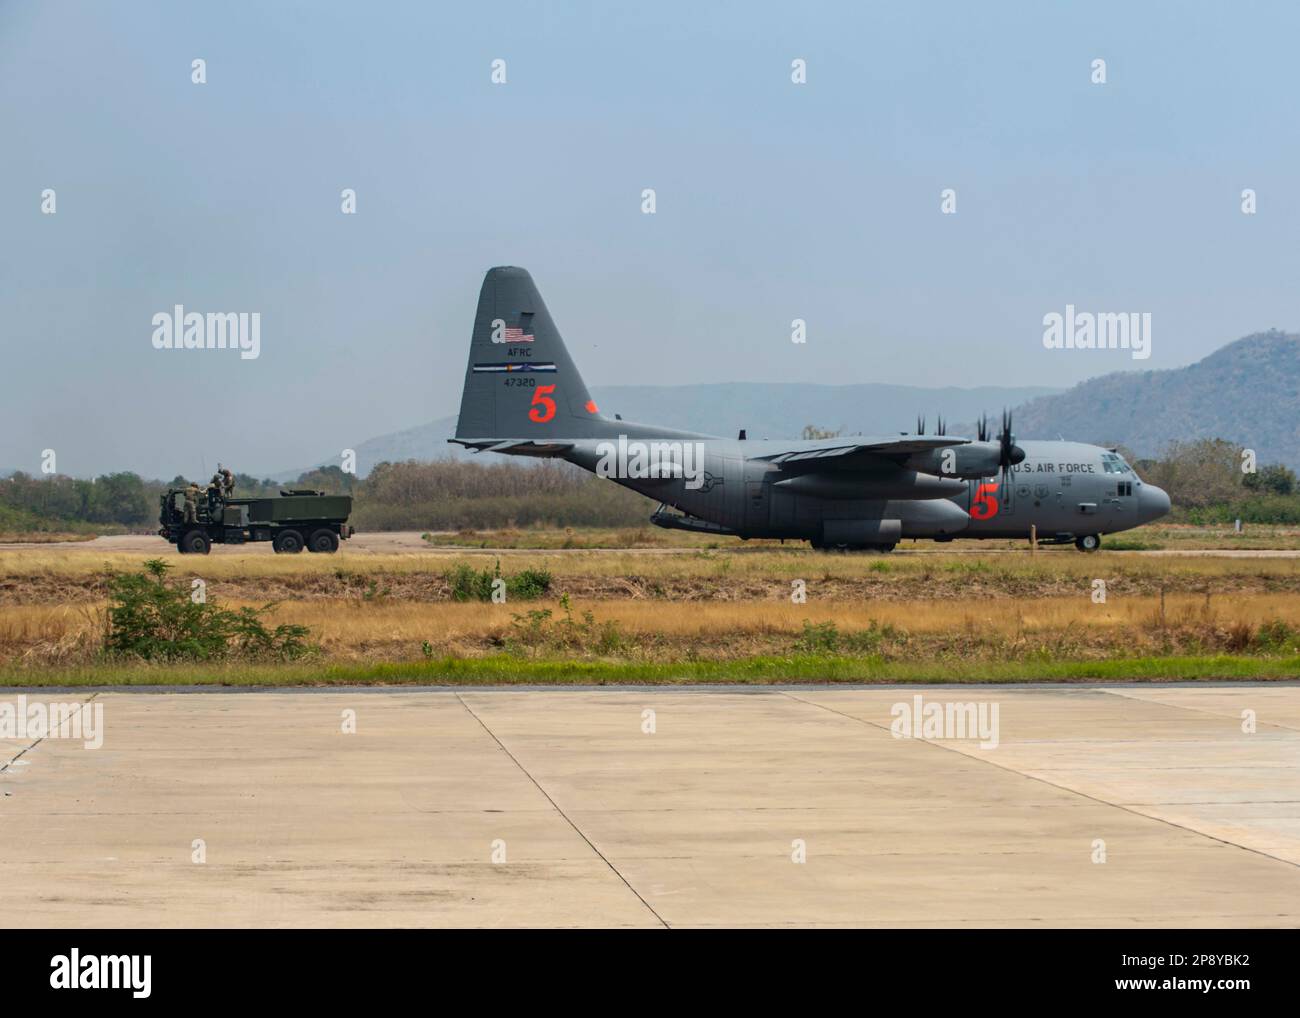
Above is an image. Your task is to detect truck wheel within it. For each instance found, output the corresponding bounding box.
[273,530,305,554]
[179,530,211,555]
[306,528,339,553]
[1075,534,1101,552]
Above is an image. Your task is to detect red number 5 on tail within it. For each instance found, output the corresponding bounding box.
[529,384,557,423]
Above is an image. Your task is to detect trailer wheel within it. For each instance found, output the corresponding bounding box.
[273,529,305,554]
[307,528,339,553]
[179,530,211,555]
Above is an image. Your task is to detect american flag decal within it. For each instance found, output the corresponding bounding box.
[503,326,534,343]
[473,362,556,373]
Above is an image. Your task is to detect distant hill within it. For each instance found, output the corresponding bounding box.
[274,331,1300,479]
[272,382,1062,479]
[1010,331,1300,468]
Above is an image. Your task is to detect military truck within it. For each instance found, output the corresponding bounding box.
[159,488,354,555]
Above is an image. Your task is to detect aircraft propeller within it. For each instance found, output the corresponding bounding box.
[913,410,1022,487]
[997,408,1026,491]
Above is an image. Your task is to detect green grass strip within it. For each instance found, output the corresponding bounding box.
[2,653,1298,687]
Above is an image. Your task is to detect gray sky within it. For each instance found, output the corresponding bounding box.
[2,0,1297,478]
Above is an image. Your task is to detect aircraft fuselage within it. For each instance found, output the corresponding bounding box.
[562,436,1170,547]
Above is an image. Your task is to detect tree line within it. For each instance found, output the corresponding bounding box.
[2,439,1298,534]
[1130,438,1297,523]
[0,460,648,533]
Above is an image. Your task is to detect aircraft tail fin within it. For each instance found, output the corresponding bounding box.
[453,266,619,442]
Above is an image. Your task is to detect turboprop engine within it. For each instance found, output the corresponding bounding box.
[774,468,964,500]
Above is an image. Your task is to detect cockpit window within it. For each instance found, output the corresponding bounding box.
[1101,453,1126,474]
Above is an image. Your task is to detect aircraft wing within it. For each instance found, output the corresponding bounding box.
[754,436,969,467]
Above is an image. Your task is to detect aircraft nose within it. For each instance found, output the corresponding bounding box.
[1138,483,1171,523]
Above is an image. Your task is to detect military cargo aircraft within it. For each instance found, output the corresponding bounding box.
[451,267,1171,551]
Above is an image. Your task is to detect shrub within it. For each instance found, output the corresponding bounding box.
[842,622,899,652]
[446,560,552,602]
[104,559,312,661]
[509,567,553,599]
[447,562,495,602]
[1254,619,1299,654]
[795,620,841,654]
[504,595,623,654]
[794,619,899,655]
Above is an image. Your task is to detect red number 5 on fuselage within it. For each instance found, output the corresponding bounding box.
[970,481,1000,520]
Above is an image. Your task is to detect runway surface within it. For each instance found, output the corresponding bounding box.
[3,532,1299,557]
[2,684,1298,927]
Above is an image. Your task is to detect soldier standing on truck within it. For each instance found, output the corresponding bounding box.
[219,466,235,498]
[183,482,201,524]
[206,478,223,517]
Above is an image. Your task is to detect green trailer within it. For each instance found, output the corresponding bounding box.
[159,488,354,555]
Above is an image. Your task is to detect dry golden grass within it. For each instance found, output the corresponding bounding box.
[3,544,1300,582]
[3,541,1300,621]
[3,530,1299,675]
[4,593,1297,666]
[217,591,1300,641]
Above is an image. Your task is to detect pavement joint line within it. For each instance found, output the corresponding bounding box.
[0,691,98,773]
[779,690,1300,871]
[0,740,42,774]
[1096,686,1300,732]
[452,692,670,929]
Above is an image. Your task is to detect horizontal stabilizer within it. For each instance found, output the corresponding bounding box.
[448,438,574,457]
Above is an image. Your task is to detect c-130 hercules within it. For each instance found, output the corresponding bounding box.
[451,267,1171,552]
